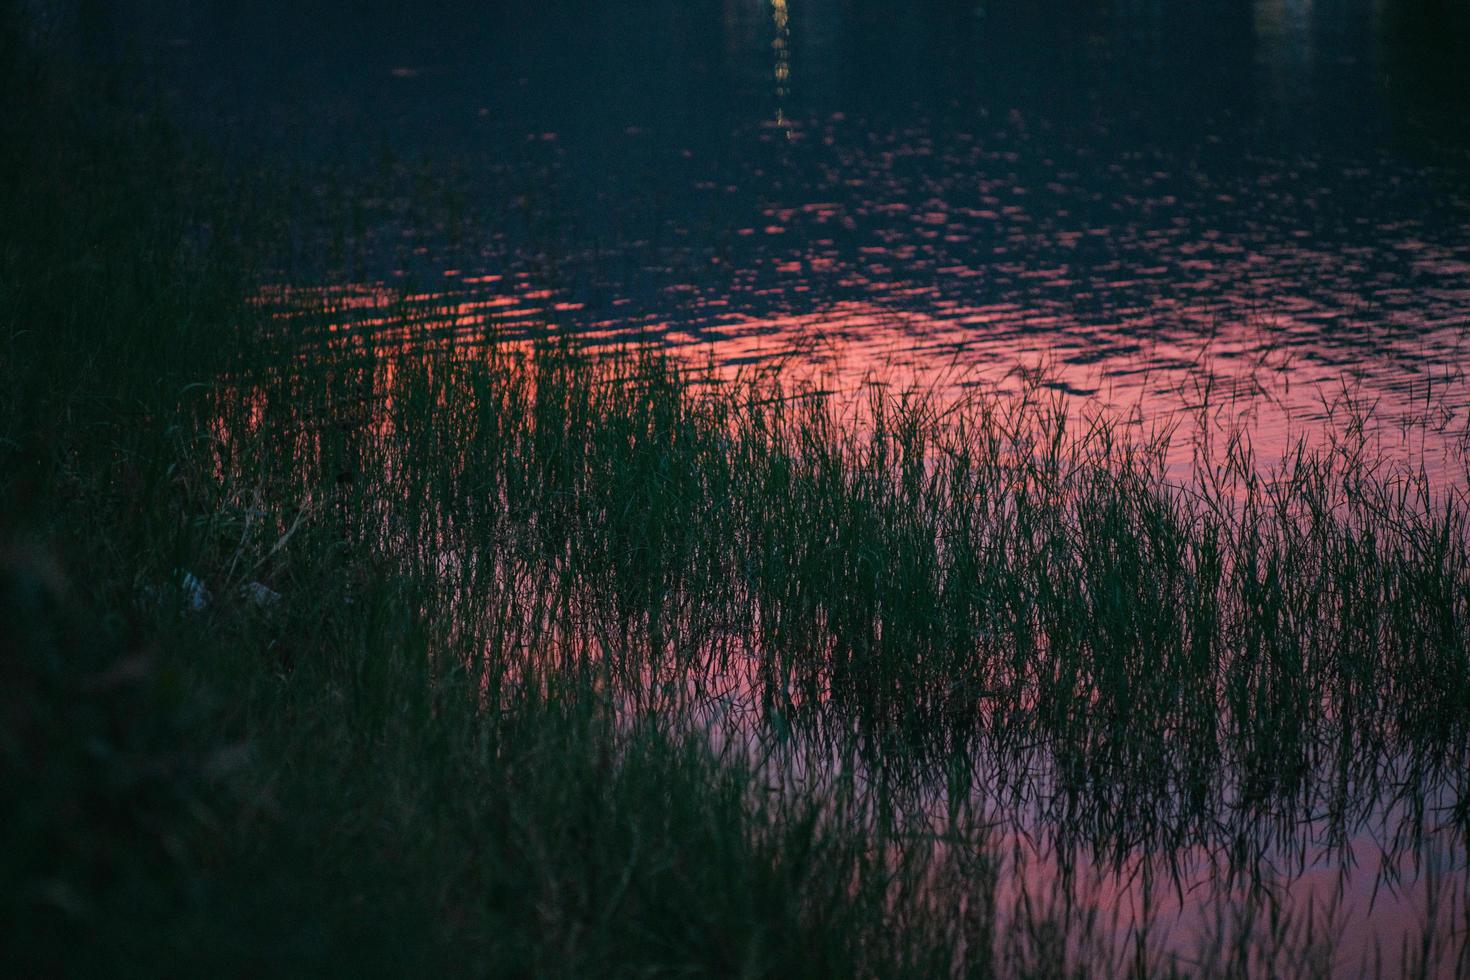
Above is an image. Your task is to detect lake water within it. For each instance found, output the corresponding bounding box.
[103,0,1470,481]
[101,0,1470,972]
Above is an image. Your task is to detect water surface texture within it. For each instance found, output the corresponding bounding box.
[107,0,1470,475]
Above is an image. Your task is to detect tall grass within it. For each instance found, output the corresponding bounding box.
[179,307,1468,973]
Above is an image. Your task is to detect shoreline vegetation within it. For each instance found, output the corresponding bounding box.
[4,10,1468,977]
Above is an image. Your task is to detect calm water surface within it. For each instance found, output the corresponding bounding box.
[104,0,1470,971]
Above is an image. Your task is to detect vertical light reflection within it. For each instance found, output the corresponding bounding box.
[771,0,793,137]
[1253,0,1317,112]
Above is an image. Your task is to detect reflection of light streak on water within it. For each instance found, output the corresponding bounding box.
[253,282,1470,491]
[771,0,792,137]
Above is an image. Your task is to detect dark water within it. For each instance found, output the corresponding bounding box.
[96,0,1470,476]
[92,0,1470,971]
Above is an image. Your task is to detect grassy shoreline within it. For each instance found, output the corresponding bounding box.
[4,13,1468,977]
